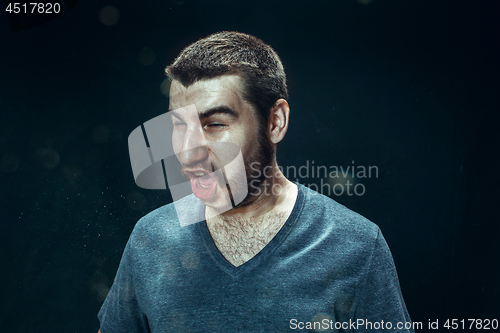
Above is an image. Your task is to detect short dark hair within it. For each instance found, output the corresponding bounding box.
[165,31,288,130]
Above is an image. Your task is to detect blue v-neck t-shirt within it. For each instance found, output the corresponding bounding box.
[98,183,414,332]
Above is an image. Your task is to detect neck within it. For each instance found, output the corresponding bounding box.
[207,159,294,222]
[204,161,298,267]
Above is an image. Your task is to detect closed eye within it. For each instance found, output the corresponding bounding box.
[205,123,227,134]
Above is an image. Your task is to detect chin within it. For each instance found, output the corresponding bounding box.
[202,191,233,213]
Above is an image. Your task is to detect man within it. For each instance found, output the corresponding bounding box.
[98,31,414,332]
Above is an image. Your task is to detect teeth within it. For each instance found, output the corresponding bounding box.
[194,171,207,176]
[200,183,210,189]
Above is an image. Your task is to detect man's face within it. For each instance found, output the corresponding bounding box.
[168,75,273,211]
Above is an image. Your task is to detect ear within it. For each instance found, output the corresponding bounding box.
[268,99,290,144]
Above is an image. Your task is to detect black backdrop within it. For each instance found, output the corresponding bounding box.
[0,0,498,332]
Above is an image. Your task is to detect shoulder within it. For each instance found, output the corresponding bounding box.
[297,183,381,248]
[281,184,388,284]
[128,194,203,252]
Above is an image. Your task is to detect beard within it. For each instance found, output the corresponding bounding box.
[226,123,275,210]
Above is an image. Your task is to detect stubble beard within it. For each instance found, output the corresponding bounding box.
[180,123,275,211]
[226,124,275,210]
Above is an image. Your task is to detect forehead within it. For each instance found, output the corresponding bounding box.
[168,75,248,113]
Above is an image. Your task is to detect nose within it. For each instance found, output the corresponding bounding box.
[175,123,209,166]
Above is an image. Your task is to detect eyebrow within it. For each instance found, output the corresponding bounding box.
[198,106,239,121]
[169,106,239,121]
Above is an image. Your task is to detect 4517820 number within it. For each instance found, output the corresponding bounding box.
[5,2,61,14]
[444,319,498,330]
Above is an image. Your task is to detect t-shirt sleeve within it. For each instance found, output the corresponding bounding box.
[98,239,150,333]
[354,228,414,332]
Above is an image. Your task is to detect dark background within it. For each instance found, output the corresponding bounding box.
[1,0,499,332]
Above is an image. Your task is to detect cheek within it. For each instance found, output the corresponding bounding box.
[240,131,260,158]
[172,133,182,155]
[235,127,256,152]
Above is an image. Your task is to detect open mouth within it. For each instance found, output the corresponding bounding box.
[184,169,217,200]
[192,171,212,188]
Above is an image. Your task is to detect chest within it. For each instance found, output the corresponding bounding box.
[207,212,287,267]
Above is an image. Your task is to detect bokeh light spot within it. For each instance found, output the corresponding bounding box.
[90,271,110,302]
[357,0,373,4]
[1,153,20,172]
[327,172,357,187]
[160,259,177,280]
[139,47,156,66]
[92,125,110,144]
[117,281,136,301]
[261,284,278,300]
[99,6,120,26]
[160,78,171,97]
[334,292,355,315]
[181,250,199,270]
[311,313,333,332]
[37,148,60,169]
[94,283,109,302]
[168,308,187,327]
